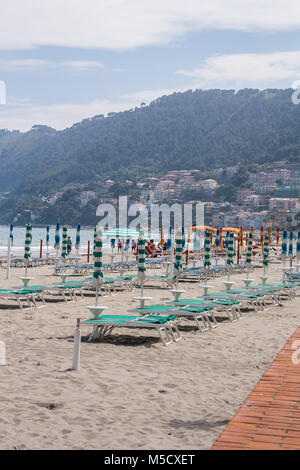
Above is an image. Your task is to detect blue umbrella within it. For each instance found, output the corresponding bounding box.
[9,224,14,247]
[75,224,81,251]
[288,232,294,258]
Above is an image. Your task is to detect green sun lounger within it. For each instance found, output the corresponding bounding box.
[132,304,218,332]
[167,298,242,322]
[0,287,45,310]
[83,314,182,346]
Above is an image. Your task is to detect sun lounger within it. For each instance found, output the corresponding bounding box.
[0,287,45,310]
[83,314,182,346]
[132,304,218,331]
[166,298,242,322]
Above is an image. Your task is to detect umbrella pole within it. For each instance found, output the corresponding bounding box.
[95,286,99,307]
[6,236,11,280]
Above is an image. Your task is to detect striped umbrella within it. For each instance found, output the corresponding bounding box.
[93,227,97,252]
[75,224,81,251]
[203,229,212,268]
[226,232,234,266]
[263,232,269,275]
[246,231,253,265]
[182,227,185,249]
[9,224,13,247]
[54,223,60,249]
[288,232,294,259]
[137,229,146,297]
[93,230,104,305]
[215,228,220,249]
[282,230,288,259]
[166,227,172,251]
[225,230,230,250]
[24,223,32,277]
[61,225,68,258]
[174,230,183,289]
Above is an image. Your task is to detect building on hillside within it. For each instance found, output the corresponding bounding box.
[80,191,96,208]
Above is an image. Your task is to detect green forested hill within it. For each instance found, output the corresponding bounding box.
[0,88,300,223]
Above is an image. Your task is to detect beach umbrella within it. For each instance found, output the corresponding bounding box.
[219,227,223,248]
[54,223,60,249]
[262,232,269,276]
[166,227,172,251]
[214,228,220,266]
[288,232,294,265]
[276,227,280,245]
[75,224,81,252]
[137,228,146,298]
[245,231,253,280]
[182,226,185,248]
[9,224,13,247]
[296,232,300,270]
[240,227,244,247]
[61,225,68,259]
[173,230,183,289]
[46,225,50,258]
[203,229,211,269]
[282,230,287,258]
[24,223,32,277]
[226,232,234,281]
[268,227,272,245]
[93,230,104,306]
[260,226,264,246]
[225,230,230,250]
[93,227,97,252]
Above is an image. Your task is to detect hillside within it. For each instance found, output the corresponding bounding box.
[0,88,300,224]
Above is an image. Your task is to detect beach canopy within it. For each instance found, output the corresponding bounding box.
[246,231,253,265]
[24,224,32,260]
[10,224,13,246]
[137,229,146,282]
[61,225,68,258]
[173,230,183,276]
[226,232,234,266]
[282,230,288,257]
[93,231,104,286]
[203,229,211,268]
[54,223,60,249]
[263,233,269,267]
[192,225,216,232]
[75,224,81,250]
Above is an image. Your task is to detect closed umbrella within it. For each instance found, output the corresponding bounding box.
[203,229,211,286]
[61,225,68,260]
[282,230,288,267]
[137,228,146,298]
[226,232,234,281]
[296,231,300,271]
[245,231,253,281]
[173,230,183,289]
[289,231,294,267]
[215,228,220,266]
[93,230,104,306]
[262,232,269,277]
[24,223,32,278]
[54,223,60,266]
[9,224,14,247]
[75,224,81,253]
[46,225,50,258]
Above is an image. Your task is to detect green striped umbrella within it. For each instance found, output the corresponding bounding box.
[226,232,234,266]
[93,230,104,306]
[93,227,97,252]
[203,229,211,268]
[263,232,269,275]
[246,231,253,265]
[75,224,81,251]
[174,230,183,289]
[137,229,146,282]
[137,228,146,297]
[24,223,32,260]
[61,225,68,258]
[24,223,32,277]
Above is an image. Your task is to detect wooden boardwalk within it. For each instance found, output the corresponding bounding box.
[211,326,300,450]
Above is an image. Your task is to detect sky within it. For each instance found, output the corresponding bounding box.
[1,1,300,131]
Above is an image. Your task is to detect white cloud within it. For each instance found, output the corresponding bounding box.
[1,1,300,51]
[177,51,300,88]
[62,61,105,70]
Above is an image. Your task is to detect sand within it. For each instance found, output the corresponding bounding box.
[0,253,299,450]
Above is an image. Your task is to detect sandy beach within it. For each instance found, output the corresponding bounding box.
[0,253,299,450]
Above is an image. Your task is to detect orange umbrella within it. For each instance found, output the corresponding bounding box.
[260,226,264,246]
[276,227,280,245]
[191,225,217,232]
[240,227,244,246]
[222,227,241,233]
